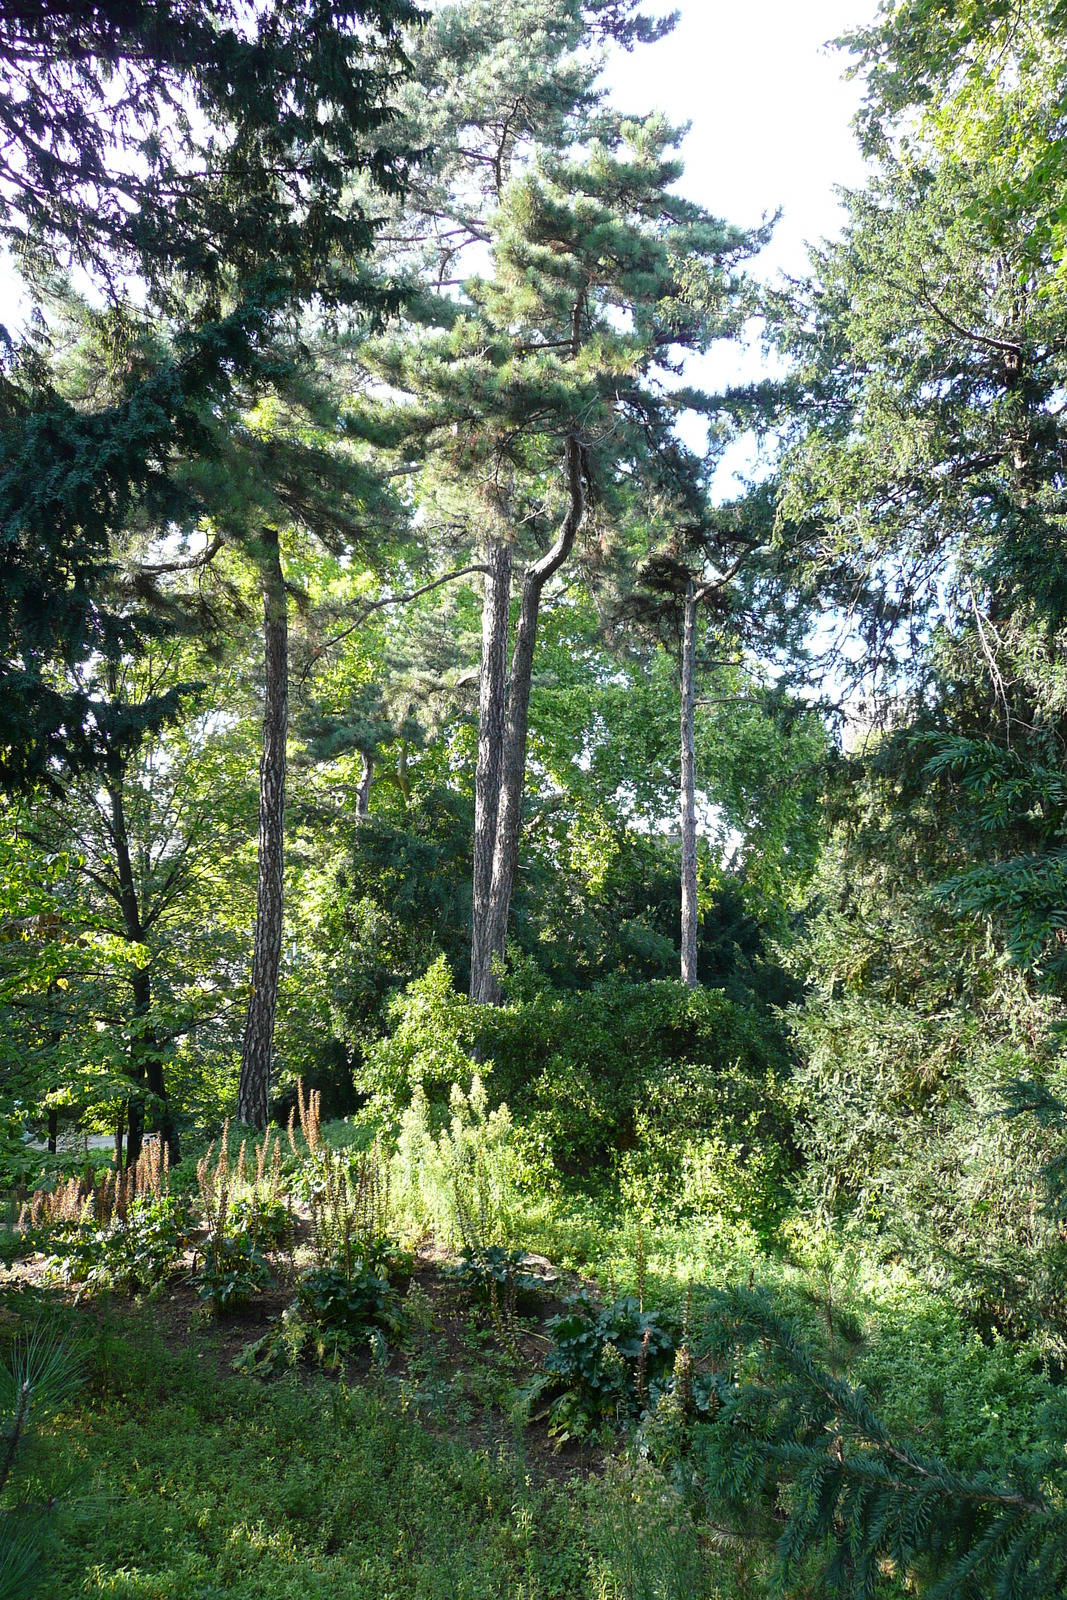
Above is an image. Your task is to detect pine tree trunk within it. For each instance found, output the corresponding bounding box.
[356,750,374,819]
[482,437,584,996]
[238,527,288,1129]
[470,539,512,1003]
[107,775,178,1164]
[680,580,699,988]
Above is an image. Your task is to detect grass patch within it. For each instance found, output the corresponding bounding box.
[46,1309,593,1600]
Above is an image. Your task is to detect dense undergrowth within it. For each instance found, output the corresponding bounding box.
[4,1055,1066,1600]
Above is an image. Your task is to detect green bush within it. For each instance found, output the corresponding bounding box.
[296,1259,404,1337]
[360,957,480,1115]
[226,1191,291,1251]
[236,1247,406,1378]
[368,965,797,1216]
[525,1293,681,1443]
[481,979,793,1172]
[45,1196,186,1294]
[192,1229,271,1314]
[444,1245,547,1315]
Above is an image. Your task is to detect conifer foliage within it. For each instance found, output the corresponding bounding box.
[695,1292,1067,1600]
[356,4,763,998]
[0,0,418,790]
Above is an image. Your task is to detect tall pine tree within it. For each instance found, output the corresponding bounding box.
[354,2,761,999]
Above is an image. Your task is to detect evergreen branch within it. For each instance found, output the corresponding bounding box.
[695,1290,1062,1598]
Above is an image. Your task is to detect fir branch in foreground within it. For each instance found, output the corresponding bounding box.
[693,1290,1066,1600]
[0,1323,84,1600]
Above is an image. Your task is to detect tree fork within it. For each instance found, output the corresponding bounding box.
[238,526,289,1129]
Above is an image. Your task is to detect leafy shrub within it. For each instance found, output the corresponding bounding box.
[296,1260,405,1338]
[618,1122,789,1239]
[525,1293,680,1443]
[192,1229,271,1314]
[226,1191,291,1251]
[236,1250,407,1378]
[480,978,796,1184]
[445,1245,546,1315]
[366,967,796,1211]
[360,956,480,1112]
[45,1196,186,1294]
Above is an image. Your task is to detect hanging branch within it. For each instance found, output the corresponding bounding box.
[298,562,491,685]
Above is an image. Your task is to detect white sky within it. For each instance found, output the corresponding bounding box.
[606,0,876,280]
[603,0,878,491]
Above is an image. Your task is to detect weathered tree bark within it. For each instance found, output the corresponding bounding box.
[470,539,513,1003]
[680,579,699,987]
[238,526,289,1129]
[481,436,585,998]
[356,750,374,819]
[107,774,179,1164]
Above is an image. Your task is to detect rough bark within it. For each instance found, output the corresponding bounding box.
[470,539,513,1003]
[482,435,585,996]
[238,526,289,1129]
[680,579,699,987]
[107,775,178,1165]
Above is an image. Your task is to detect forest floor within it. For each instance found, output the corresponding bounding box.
[1,1242,676,1600]
[5,1187,1048,1599]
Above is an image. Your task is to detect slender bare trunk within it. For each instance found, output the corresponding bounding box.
[470,540,512,1003]
[482,436,584,996]
[356,750,374,818]
[680,580,699,987]
[108,773,178,1163]
[238,527,288,1129]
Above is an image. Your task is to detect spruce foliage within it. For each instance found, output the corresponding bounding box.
[694,1291,1067,1600]
[0,0,418,789]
